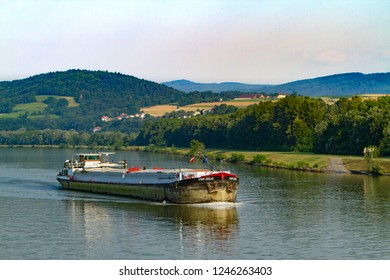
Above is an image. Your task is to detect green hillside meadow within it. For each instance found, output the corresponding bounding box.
[0,95,78,119]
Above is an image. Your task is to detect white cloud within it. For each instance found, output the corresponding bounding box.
[314,50,347,64]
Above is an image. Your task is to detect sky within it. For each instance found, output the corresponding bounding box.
[1,0,390,84]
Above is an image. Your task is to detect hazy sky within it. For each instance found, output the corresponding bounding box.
[1,0,389,84]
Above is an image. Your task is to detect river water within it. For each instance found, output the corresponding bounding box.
[1,148,390,260]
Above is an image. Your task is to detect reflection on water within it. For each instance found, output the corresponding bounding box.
[170,203,239,258]
[64,199,238,259]
[362,175,390,199]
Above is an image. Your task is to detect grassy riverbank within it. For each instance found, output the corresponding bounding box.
[128,145,390,174]
[2,144,390,174]
[139,145,390,174]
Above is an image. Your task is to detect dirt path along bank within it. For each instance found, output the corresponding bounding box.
[326,158,350,173]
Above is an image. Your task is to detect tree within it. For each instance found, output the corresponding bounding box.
[189,139,205,156]
[286,116,313,151]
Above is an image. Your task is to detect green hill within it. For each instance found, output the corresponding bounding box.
[0,69,182,115]
[0,69,239,131]
[0,70,184,131]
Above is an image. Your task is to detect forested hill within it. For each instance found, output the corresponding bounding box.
[0,69,182,115]
[0,70,240,132]
[164,72,390,96]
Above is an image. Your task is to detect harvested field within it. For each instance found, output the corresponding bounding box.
[359,93,389,100]
[141,100,261,116]
[141,105,178,116]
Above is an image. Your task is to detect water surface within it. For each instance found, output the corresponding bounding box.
[1,148,390,259]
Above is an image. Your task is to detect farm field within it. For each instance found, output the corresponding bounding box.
[141,99,262,116]
[140,105,178,117]
[359,93,389,100]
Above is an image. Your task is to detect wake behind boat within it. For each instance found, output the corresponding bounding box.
[57,152,239,204]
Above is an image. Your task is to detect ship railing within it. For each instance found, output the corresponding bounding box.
[64,160,84,169]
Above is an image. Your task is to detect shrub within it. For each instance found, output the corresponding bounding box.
[372,162,381,175]
[144,144,158,152]
[252,154,267,164]
[296,161,309,169]
[229,153,245,163]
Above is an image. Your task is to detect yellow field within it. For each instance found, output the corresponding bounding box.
[141,105,178,116]
[320,97,339,105]
[359,93,389,100]
[141,100,260,116]
[319,94,389,104]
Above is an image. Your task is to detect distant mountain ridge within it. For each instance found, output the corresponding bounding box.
[162,79,271,93]
[164,72,390,96]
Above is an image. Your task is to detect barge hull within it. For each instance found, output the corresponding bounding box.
[57,177,238,204]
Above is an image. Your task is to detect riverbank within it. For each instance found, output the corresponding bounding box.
[2,144,390,175]
[139,145,390,175]
[129,145,390,175]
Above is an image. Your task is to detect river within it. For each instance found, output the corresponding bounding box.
[1,148,390,259]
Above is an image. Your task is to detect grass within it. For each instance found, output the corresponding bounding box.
[0,95,78,119]
[35,95,79,107]
[208,150,329,171]
[343,158,390,174]
[13,102,47,113]
[343,158,369,171]
[0,112,21,119]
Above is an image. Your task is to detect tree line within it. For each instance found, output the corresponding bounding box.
[135,95,390,156]
[1,94,390,156]
[0,129,135,150]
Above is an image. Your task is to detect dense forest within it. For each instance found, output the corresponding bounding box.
[1,95,390,156]
[135,95,390,156]
[3,95,389,156]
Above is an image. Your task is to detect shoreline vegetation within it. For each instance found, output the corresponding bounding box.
[2,144,390,176]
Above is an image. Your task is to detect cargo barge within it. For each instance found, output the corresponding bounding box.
[57,152,239,204]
